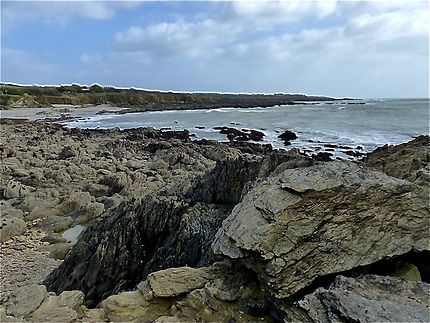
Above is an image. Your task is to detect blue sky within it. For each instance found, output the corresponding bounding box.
[1,1,429,98]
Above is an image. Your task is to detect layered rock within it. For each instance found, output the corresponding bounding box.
[212,161,429,299]
[283,275,430,322]
[44,152,308,306]
[363,135,429,185]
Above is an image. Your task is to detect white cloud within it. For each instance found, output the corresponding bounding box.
[228,0,338,27]
[113,19,242,59]
[1,1,140,33]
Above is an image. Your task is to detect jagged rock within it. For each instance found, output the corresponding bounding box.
[0,217,26,242]
[287,275,430,322]
[35,215,73,233]
[363,135,429,183]
[44,197,227,307]
[3,180,30,199]
[189,153,312,206]
[3,284,47,318]
[212,161,429,299]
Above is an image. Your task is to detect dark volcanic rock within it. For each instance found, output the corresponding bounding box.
[213,127,265,142]
[312,151,333,161]
[278,130,298,141]
[44,196,227,307]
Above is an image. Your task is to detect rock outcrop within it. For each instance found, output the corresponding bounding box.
[212,161,429,299]
[44,152,309,307]
[363,135,429,184]
[283,275,430,322]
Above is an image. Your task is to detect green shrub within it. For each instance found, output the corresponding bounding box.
[1,86,24,95]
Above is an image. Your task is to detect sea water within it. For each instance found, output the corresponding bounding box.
[65,98,429,154]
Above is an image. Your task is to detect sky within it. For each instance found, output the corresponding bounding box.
[1,0,429,98]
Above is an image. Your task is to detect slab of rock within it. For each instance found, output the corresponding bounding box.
[0,218,26,242]
[212,161,429,299]
[291,275,430,322]
[35,215,73,233]
[145,267,212,297]
[101,291,170,322]
[26,295,78,322]
[4,284,47,318]
[38,242,72,260]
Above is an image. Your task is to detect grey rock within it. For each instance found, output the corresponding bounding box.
[38,242,72,260]
[0,217,26,242]
[41,233,68,244]
[35,215,73,233]
[147,267,212,297]
[212,161,429,299]
[26,295,78,322]
[363,135,429,183]
[3,180,30,199]
[293,275,430,323]
[4,284,47,318]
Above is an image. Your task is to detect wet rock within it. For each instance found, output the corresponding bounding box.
[290,275,430,323]
[278,130,298,141]
[312,151,333,161]
[212,161,429,299]
[0,217,26,242]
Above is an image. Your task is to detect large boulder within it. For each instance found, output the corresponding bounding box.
[212,161,429,299]
[3,284,47,318]
[284,275,430,322]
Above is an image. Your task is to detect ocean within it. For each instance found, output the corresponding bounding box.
[65,98,429,158]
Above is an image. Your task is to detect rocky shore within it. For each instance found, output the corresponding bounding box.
[0,118,429,322]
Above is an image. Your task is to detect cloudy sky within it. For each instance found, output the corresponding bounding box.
[1,1,429,98]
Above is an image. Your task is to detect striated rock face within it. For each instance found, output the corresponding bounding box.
[284,275,430,322]
[44,152,308,307]
[212,161,429,299]
[363,135,429,184]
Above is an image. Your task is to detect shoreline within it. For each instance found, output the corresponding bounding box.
[0,117,428,321]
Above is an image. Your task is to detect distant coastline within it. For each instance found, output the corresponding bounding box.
[1,82,352,113]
